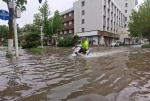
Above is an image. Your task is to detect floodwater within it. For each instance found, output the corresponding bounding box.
[0,46,150,101]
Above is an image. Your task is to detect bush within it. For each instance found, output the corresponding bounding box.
[3,42,8,46]
[22,33,40,49]
[57,35,80,47]
[141,44,150,48]
[2,39,8,46]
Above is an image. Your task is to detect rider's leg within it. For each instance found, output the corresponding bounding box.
[83,49,87,54]
[78,48,83,53]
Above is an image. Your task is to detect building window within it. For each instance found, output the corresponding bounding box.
[125,10,127,13]
[82,10,85,15]
[107,27,109,31]
[82,19,85,24]
[125,3,128,7]
[103,26,105,31]
[124,24,126,28]
[82,28,84,32]
[82,1,85,6]
[125,17,127,21]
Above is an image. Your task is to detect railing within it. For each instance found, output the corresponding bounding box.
[58,24,74,31]
[63,15,74,22]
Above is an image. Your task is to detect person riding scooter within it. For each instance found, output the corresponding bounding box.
[78,37,89,54]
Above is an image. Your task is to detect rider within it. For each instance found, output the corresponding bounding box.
[78,37,89,54]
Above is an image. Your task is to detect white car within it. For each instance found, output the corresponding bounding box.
[111,41,120,47]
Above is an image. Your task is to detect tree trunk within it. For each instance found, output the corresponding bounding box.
[7,6,14,56]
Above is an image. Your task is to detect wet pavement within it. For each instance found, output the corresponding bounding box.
[0,45,150,101]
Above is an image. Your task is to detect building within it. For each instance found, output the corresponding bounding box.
[58,0,138,45]
[58,8,74,37]
[114,0,138,44]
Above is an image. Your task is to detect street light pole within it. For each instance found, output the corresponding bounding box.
[13,0,19,57]
[40,25,43,48]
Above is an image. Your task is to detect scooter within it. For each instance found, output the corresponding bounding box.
[72,44,92,56]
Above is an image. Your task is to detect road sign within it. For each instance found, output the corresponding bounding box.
[0,10,10,20]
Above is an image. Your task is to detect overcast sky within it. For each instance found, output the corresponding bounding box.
[0,0,144,27]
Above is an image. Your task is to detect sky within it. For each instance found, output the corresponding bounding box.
[0,0,144,27]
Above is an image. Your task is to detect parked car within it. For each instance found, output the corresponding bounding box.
[111,40,120,47]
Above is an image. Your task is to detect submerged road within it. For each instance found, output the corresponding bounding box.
[0,45,150,101]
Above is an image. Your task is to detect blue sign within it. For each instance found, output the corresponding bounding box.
[0,10,11,20]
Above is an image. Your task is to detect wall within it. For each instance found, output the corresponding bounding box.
[75,30,98,37]
[74,0,103,33]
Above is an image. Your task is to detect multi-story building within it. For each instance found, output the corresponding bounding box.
[114,0,138,44]
[58,0,138,45]
[58,8,74,37]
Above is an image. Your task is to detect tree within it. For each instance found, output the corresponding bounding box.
[52,10,64,36]
[33,0,63,39]
[128,0,150,43]
[2,0,27,38]
[22,33,40,49]
[23,24,40,34]
[56,35,80,47]
[0,25,9,39]
[2,0,27,54]
[33,13,42,26]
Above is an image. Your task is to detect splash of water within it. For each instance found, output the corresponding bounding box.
[84,50,125,58]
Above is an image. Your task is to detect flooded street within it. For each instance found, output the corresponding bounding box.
[0,46,150,101]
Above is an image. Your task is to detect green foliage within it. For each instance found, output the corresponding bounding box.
[2,0,27,43]
[142,44,150,48]
[33,13,42,26]
[57,35,80,47]
[22,33,40,49]
[23,24,40,34]
[30,47,46,51]
[17,24,21,35]
[2,0,27,12]
[72,35,80,45]
[3,43,8,46]
[33,0,63,38]
[128,0,150,42]
[52,10,64,35]
[0,25,9,39]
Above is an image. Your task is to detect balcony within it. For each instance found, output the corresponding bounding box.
[58,24,74,31]
[63,15,74,22]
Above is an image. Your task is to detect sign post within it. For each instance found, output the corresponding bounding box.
[0,0,20,57]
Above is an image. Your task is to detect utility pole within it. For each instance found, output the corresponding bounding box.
[40,25,43,48]
[13,0,19,57]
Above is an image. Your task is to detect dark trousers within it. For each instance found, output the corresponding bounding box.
[78,48,87,54]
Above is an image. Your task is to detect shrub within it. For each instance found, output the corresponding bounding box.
[22,33,40,49]
[57,35,80,47]
[3,42,8,46]
[141,44,150,48]
[2,39,8,46]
